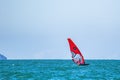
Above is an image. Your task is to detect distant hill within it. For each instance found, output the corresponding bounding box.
[0,54,7,60]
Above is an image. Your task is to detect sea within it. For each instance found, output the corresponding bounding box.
[0,60,120,80]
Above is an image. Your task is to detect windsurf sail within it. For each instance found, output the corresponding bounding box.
[67,38,85,65]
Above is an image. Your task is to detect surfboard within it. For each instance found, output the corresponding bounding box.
[67,38,88,66]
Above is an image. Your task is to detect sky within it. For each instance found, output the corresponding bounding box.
[0,0,120,59]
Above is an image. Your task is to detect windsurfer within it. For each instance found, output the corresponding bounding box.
[72,54,81,65]
[67,38,86,65]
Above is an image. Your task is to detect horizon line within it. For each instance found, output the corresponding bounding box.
[4,59,120,60]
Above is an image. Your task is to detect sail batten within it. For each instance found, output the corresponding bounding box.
[67,38,85,65]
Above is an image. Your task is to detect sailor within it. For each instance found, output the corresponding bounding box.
[73,54,81,65]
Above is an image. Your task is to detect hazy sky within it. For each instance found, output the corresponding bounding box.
[0,0,120,59]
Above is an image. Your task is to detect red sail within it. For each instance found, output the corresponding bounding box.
[67,38,85,65]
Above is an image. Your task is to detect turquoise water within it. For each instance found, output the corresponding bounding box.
[0,60,120,80]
